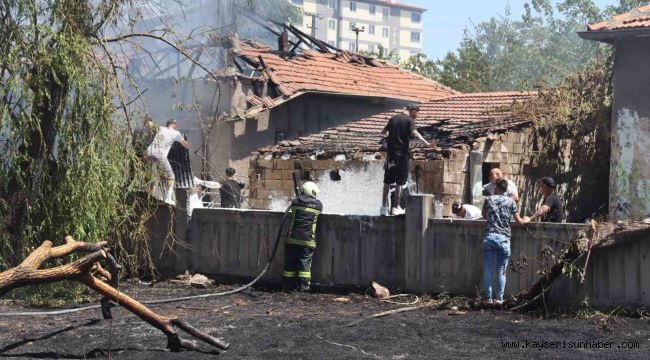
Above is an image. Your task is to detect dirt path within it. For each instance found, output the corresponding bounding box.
[0,282,648,359]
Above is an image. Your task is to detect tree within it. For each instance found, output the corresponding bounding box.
[401,0,647,92]
[0,0,298,285]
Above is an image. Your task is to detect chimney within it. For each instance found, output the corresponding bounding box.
[278,29,289,54]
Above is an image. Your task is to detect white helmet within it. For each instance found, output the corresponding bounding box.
[300,181,320,198]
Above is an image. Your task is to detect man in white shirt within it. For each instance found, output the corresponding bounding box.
[451,202,482,220]
[146,120,190,205]
[482,168,519,201]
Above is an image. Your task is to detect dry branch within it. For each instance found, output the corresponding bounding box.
[0,236,229,353]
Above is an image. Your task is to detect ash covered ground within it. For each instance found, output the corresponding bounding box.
[0,281,648,359]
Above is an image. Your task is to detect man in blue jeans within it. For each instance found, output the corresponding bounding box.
[481,179,529,305]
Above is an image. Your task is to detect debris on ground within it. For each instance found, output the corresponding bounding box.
[189,274,213,288]
[333,297,351,303]
[369,281,390,299]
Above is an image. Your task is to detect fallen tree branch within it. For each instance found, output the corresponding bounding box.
[0,236,229,353]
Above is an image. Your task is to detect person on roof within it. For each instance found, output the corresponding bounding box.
[380,104,434,216]
[145,119,190,206]
[283,182,323,292]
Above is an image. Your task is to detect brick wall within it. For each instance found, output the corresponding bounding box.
[248,129,576,218]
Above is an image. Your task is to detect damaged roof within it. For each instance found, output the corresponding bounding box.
[257,91,536,157]
[580,4,650,41]
[234,39,457,117]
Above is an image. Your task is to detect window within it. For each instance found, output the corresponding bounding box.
[369,4,375,14]
[411,31,420,42]
[383,7,390,19]
[348,42,356,51]
[328,19,336,30]
[291,0,303,5]
[411,12,421,23]
[350,1,356,11]
[368,24,375,35]
[382,27,389,37]
[328,0,336,9]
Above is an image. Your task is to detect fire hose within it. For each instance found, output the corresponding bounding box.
[0,173,303,317]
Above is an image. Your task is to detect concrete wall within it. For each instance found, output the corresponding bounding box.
[151,195,615,304]
[609,37,650,220]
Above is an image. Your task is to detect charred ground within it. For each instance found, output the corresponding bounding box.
[0,281,648,359]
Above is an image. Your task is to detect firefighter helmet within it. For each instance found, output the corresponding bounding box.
[300,181,320,198]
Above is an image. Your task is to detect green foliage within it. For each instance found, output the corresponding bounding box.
[0,0,153,284]
[401,0,646,92]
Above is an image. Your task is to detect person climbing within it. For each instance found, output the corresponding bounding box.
[145,119,190,205]
[219,167,245,208]
[482,179,529,305]
[283,181,323,292]
[380,104,434,216]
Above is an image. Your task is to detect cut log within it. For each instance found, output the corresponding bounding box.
[0,236,229,353]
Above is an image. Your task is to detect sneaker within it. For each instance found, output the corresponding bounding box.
[482,299,494,305]
[494,299,504,306]
[380,206,390,216]
[392,206,406,216]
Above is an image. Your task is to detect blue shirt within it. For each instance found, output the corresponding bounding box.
[482,195,518,238]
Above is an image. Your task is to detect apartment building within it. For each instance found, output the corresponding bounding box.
[288,0,425,61]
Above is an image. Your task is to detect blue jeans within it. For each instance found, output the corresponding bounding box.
[483,233,511,301]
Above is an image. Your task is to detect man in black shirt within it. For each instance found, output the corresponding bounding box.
[380,104,433,216]
[525,176,564,223]
[219,167,245,208]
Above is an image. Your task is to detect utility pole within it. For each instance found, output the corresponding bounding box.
[350,25,365,52]
[304,11,323,38]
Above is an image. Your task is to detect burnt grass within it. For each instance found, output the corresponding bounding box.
[0,281,648,359]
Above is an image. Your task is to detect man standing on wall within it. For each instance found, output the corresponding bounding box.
[283,181,323,292]
[219,167,245,208]
[482,179,529,305]
[146,119,190,205]
[380,104,434,216]
[525,176,564,223]
[482,168,520,201]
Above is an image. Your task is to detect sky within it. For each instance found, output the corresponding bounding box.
[408,0,621,60]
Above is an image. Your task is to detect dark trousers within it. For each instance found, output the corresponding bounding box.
[282,244,314,291]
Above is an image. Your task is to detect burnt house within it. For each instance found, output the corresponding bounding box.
[138,25,456,199]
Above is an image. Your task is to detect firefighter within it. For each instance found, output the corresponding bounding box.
[282,181,323,292]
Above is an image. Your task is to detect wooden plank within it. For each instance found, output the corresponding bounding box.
[639,238,650,305]
[608,245,626,303]
[623,241,641,304]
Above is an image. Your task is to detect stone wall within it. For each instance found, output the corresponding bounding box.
[248,130,534,216]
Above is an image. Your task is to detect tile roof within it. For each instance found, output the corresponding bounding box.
[235,39,457,117]
[258,91,537,157]
[587,4,650,31]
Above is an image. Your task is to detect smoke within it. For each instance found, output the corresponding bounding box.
[270,161,387,216]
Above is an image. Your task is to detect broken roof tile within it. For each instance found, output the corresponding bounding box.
[235,39,457,117]
[256,91,537,157]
